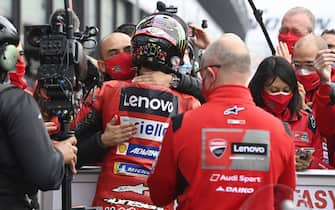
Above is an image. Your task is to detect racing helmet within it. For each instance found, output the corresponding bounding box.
[131,12,188,73]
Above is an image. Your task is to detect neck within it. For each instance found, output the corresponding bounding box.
[215,71,250,87]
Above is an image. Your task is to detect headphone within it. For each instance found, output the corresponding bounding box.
[0,43,19,72]
[0,16,20,72]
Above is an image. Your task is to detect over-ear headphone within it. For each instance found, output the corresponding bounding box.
[0,16,20,72]
[0,43,18,72]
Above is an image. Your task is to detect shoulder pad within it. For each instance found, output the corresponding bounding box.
[172,113,184,132]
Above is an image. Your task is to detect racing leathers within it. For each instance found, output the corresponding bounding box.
[0,85,65,209]
[77,80,200,209]
[148,85,296,210]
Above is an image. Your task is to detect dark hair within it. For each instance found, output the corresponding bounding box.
[114,23,136,37]
[321,29,335,36]
[248,56,302,118]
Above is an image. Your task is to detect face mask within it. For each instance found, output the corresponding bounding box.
[262,91,293,116]
[278,31,304,55]
[295,71,320,92]
[104,52,136,80]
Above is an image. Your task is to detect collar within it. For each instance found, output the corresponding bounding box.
[206,85,255,105]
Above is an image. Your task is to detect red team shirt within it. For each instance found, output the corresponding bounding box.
[92,80,200,209]
[148,85,296,210]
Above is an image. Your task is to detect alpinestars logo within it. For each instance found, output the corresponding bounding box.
[224,105,245,115]
[119,87,178,117]
[209,138,227,158]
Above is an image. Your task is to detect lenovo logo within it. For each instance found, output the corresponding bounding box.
[231,143,267,155]
[119,87,178,117]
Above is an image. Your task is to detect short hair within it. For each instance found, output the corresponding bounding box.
[49,8,80,32]
[202,39,250,73]
[295,34,328,51]
[114,23,136,37]
[321,29,335,36]
[248,56,302,118]
[284,7,315,33]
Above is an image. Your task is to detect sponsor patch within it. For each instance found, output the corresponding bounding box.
[209,138,227,159]
[112,183,149,195]
[119,87,178,117]
[223,105,245,115]
[103,197,163,210]
[116,142,160,160]
[202,128,270,171]
[293,131,309,143]
[114,162,150,177]
[120,116,169,142]
[231,143,267,155]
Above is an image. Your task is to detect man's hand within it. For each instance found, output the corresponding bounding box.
[297,82,311,110]
[101,115,137,147]
[53,137,78,174]
[189,24,211,49]
[314,49,335,84]
[132,71,172,88]
[276,41,291,63]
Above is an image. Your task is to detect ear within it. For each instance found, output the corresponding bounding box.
[207,67,218,82]
[97,60,105,73]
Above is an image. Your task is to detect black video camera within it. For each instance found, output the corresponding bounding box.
[24,6,98,138]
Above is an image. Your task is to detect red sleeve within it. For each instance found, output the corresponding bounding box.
[314,84,335,137]
[147,120,178,206]
[309,129,333,169]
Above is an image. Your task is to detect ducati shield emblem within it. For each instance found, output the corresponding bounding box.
[209,138,227,159]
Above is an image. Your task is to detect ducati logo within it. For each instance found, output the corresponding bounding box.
[209,138,227,159]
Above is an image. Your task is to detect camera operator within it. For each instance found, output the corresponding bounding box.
[0,16,77,210]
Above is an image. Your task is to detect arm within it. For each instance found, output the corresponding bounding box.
[313,49,335,136]
[75,109,108,168]
[3,89,64,191]
[148,122,178,206]
[314,84,335,136]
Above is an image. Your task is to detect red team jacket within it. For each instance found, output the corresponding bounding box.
[314,84,335,166]
[92,80,200,209]
[148,85,296,210]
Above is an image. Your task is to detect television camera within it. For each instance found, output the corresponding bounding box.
[24,1,100,210]
[24,8,99,138]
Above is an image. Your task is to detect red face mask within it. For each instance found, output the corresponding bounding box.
[262,91,293,117]
[104,52,136,80]
[295,71,320,92]
[278,31,304,55]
